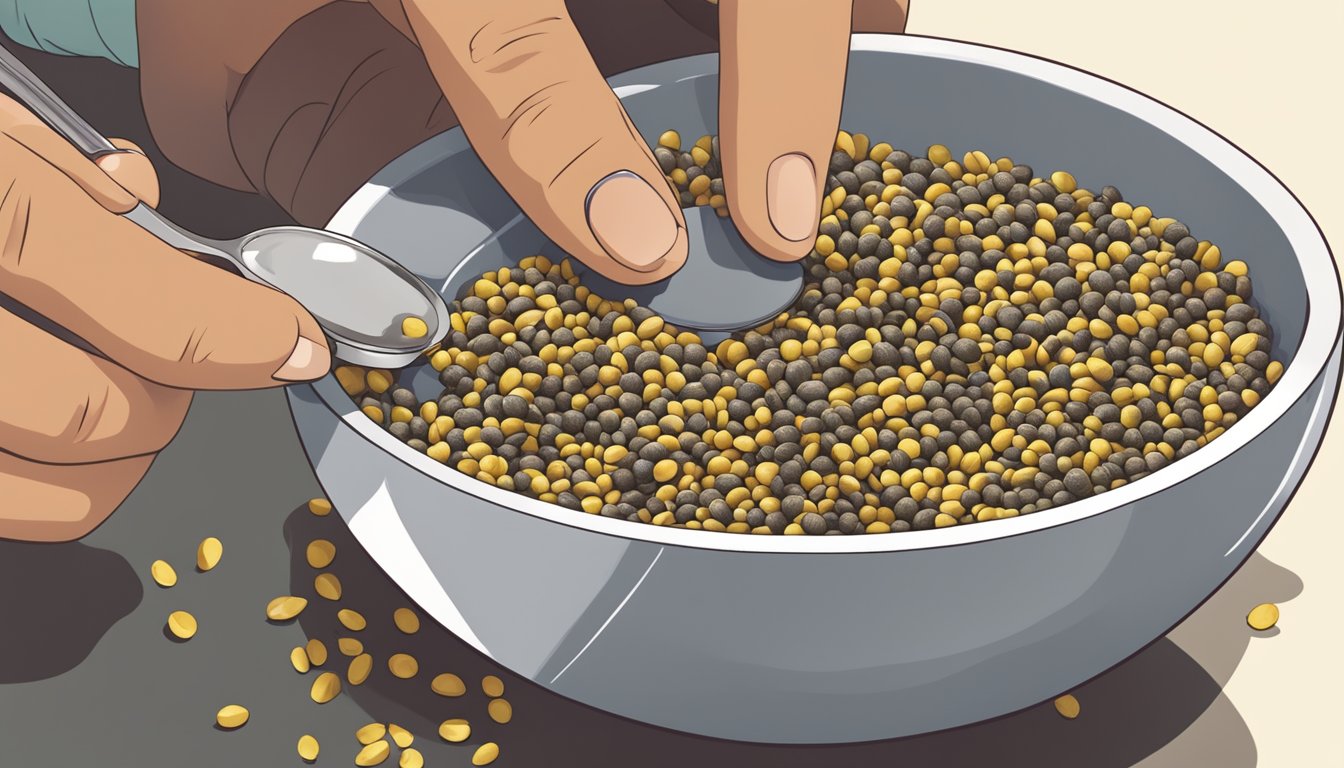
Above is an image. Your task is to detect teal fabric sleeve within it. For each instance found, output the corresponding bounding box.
[0,0,138,67]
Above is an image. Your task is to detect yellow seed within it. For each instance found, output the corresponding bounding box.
[196,537,223,571]
[339,637,364,656]
[335,366,366,396]
[306,638,328,666]
[389,653,419,679]
[482,675,505,697]
[348,653,374,685]
[399,748,424,768]
[1054,694,1080,719]
[355,740,391,767]
[401,316,428,338]
[266,596,308,621]
[215,704,249,729]
[933,513,958,528]
[431,673,466,697]
[150,559,177,587]
[438,718,471,743]
[314,572,342,600]
[394,608,420,634]
[927,144,951,165]
[167,610,197,640]
[339,608,367,631]
[306,539,336,569]
[307,498,333,516]
[290,646,311,673]
[1247,602,1279,631]
[389,724,414,749]
[658,130,680,150]
[1050,171,1077,194]
[356,723,388,745]
[488,697,513,724]
[297,734,319,762]
[473,742,500,766]
[311,671,341,703]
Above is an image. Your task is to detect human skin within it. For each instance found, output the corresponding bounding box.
[0,0,907,541]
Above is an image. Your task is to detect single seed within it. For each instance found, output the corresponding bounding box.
[167,610,197,640]
[306,539,336,568]
[150,559,177,587]
[348,653,374,685]
[355,740,391,767]
[196,537,223,571]
[356,723,387,745]
[393,608,420,634]
[306,638,329,666]
[215,705,249,729]
[1054,694,1080,719]
[488,697,513,724]
[388,653,419,679]
[438,718,471,743]
[473,742,500,766]
[297,734,319,762]
[339,637,365,656]
[401,316,428,338]
[338,608,367,631]
[1247,602,1279,631]
[431,673,466,697]
[482,675,505,697]
[399,748,424,768]
[388,723,414,748]
[290,646,311,673]
[266,596,308,621]
[307,498,333,516]
[311,671,341,703]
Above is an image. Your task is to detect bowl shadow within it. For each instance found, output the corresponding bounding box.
[282,506,1299,767]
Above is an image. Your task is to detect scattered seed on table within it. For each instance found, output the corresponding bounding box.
[308,498,332,516]
[488,697,513,724]
[388,653,419,679]
[339,637,365,656]
[311,671,341,703]
[438,718,471,743]
[1247,602,1279,631]
[472,742,500,766]
[393,608,420,634]
[314,572,343,601]
[215,705,249,729]
[290,646,311,673]
[338,609,367,631]
[306,638,329,666]
[348,653,373,686]
[355,740,391,767]
[150,560,177,587]
[297,734,319,762]
[267,596,308,621]
[401,316,429,339]
[1054,694,1080,719]
[399,748,424,768]
[167,610,197,640]
[306,539,336,569]
[431,673,466,697]
[482,675,505,698]
[197,537,222,571]
[388,723,414,748]
[356,723,387,745]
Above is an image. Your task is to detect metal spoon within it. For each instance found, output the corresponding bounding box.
[0,46,448,369]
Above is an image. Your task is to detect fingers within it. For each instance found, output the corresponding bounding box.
[400,0,688,285]
[0,306,191,464]
[0,95,140,214]
[852,0,910,33]
[96,138,162,208]
[0,450,152,542]
[0,137,330,389]
[718,0,853,261]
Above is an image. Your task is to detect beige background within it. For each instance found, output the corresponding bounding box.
[907,2,1344,765]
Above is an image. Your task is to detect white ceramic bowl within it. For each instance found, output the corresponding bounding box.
[288,36,1342,742]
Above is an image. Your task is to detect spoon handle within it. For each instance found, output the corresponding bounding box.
[0,44,119,156]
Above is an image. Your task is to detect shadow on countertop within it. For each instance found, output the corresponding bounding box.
[0,540,142,684]
[281,504,1301,767]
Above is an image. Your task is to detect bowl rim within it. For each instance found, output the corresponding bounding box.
[310,33,1342,555]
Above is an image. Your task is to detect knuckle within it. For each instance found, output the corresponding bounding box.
[467,12,567,71]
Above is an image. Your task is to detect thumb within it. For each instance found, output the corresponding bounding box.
[94,138,161,208]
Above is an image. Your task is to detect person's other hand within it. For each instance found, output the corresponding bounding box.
[137,0,909,284]
[0,95,330,542]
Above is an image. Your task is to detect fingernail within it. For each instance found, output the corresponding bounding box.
[273,336,331,382]
[586,171,679,270]
[766,153,819,242]
[94,149,142,174]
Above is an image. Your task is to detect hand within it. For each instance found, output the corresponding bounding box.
[0,95,330,542]
[136,0,909,283]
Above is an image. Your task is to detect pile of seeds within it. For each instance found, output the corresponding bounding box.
[338,131,1284,535]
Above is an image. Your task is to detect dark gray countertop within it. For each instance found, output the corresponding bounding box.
[0,42,1295,768]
